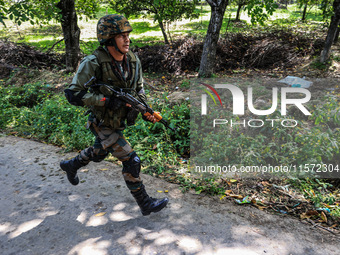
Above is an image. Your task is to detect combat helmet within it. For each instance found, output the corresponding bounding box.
[97,14,133,45]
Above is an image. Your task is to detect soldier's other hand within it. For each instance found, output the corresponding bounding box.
[146,113,159,124]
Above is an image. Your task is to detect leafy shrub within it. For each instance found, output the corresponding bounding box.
[2,82,52,107]
[0,81,190,171]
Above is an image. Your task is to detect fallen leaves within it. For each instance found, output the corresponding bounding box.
[95,212,106,217]
[218,178,340,233]
[320,211,328,223]
[157,189,169,193]
[224,190,232,195]
[229,194,243,199]
[301,210,319,220]
[98,168,109,171]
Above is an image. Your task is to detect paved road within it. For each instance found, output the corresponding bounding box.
[0,135,339,255]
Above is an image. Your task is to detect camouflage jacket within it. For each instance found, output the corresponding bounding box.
[68,46,146,130]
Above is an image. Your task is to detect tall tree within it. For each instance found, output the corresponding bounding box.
[198,0,229,77]
[3,0,98,72]
[320,0,340,63]
[109,0,200,44]
[297,0,320,21]
[334,23,340,43]
[198,0,277,77]
[234,0,248,21]
[56,0,81,72]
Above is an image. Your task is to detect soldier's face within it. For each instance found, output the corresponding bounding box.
[114,32,130,54]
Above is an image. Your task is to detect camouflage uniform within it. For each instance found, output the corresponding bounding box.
[60,14,168,216]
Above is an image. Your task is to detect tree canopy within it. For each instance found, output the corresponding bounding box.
[1,0,99,71]
[246,0,278,25]
[1,0,339,71]
[3,0,98,25]
[109,0,200,44]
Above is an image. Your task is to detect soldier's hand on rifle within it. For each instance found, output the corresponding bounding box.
[147,114,157,123]
[142,113,158,124]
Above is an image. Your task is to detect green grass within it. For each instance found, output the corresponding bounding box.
[130,21,160,34]
[19,37,64,52]
[289,6,325,22]
[96,5,117,18]
[80,40,100,55]
[30,24,62,35]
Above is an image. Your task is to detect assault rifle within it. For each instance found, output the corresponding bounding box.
[84,77,176,132]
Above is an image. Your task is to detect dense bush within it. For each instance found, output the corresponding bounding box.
[136,29,324,74]
[0,80,190,172]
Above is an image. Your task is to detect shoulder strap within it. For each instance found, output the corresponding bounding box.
[93,46,115,82]
[133,57,139,88]
[127,51,140,89]
[127,50,137,63]
[93,46,111,64]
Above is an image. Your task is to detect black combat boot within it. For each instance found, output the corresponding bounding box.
[131,184,169,216]
[60,156,85,185]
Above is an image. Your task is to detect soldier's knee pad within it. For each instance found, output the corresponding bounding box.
[80,147,108,163]
[122,152,141,178]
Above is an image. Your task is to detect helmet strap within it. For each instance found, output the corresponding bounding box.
[113,40,125,55]
[106,37,125,55]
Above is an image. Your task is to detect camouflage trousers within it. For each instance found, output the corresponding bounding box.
[77,121,142,191]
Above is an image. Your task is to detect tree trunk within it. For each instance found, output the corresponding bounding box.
[198,0,229,78]
[158,19,169,44]
[235,4,242,21]
[56,0,81,72]
[166,22,173,44]
[320,0,340,63]
[302,4,308,21]
[334,24,340,44]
